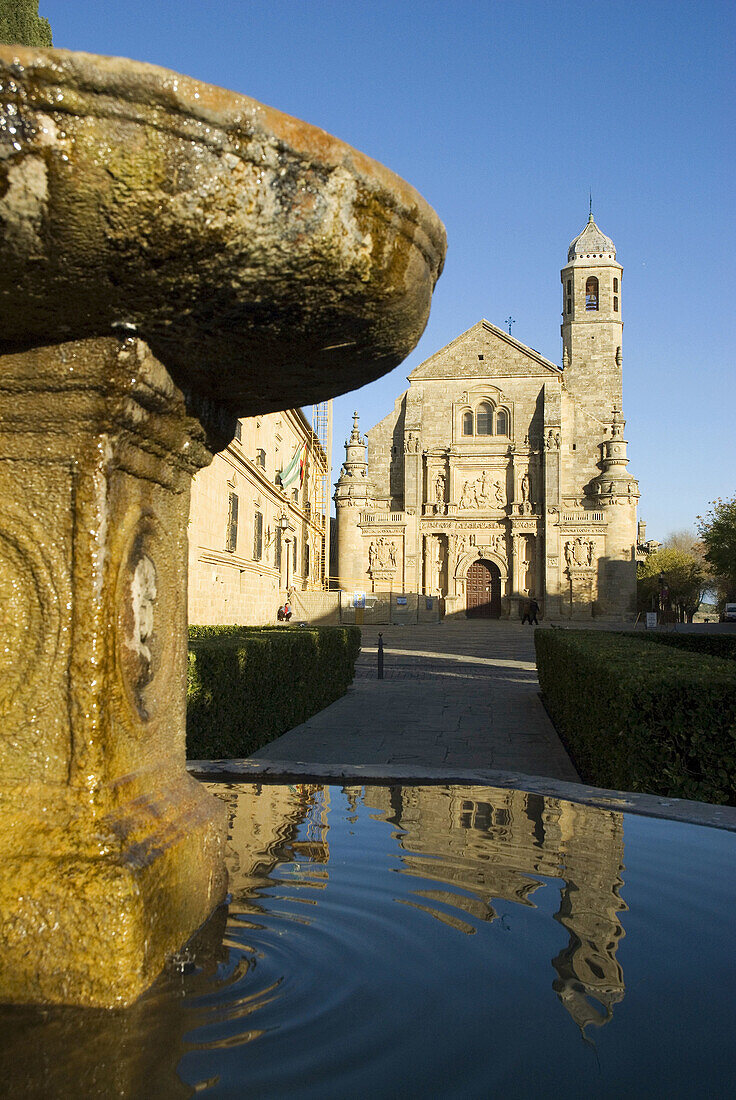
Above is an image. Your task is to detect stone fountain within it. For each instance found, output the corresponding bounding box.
[0,46,445,1006]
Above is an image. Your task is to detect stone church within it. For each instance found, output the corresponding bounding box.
[334,215,640,619]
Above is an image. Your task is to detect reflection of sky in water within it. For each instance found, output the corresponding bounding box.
[2,783,734,1099]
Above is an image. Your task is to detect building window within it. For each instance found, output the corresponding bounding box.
[274,525,282,571]
[566,297,572,314]
[304,541,310,578]
[226,492,239,552]
[476,402,493,435]
[462,410,473,436]
[585,276,599,311]
[496,409,508,435]
[566,279,572,294]
[292,535,297,573]
[253,510,263,560]
[292,488,299,504]
[613,295,619,312]
[613,277,619,292]
[233,421,242,443]
[255,448,266,468]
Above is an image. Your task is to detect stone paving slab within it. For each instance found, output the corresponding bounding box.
[248,621,580,782]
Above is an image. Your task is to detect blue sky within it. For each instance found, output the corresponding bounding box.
[39,0,735,539]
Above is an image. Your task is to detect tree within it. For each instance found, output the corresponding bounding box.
[0,2,53,47]
[637,543,709,623]
[697,495,736,604]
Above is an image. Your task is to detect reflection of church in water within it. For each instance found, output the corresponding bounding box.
[356,784,627,1034]
[335,215,640,618]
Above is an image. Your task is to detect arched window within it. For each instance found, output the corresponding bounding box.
[476,402,493,435]
[613,277,619,293]
[496,409,508,435]
[585,276,599,311]
[462,410,473,436]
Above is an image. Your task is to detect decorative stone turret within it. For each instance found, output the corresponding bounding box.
[593,408,640,506]
[593,408,640,617]
[334,412,369,589]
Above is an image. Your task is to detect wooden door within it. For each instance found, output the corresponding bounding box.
[466,560,501,618]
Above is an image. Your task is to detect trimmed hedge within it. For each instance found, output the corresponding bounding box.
[187,624,361,759]
[626,631,736,661]
[535,629,736,805]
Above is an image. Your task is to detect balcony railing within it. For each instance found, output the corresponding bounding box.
[361,511,405,524]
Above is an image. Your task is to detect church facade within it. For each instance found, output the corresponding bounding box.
[334,216,640,619]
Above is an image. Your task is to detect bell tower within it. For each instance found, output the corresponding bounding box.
[561,211,623,422]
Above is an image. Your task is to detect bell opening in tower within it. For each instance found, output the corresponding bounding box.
[585,276,599,311]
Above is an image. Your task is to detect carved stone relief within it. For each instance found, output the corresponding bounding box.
[0,506,62,721]
[368,537,398,571]
[457,470,505,509]
[116,513,175,723]
[564,537,594,569]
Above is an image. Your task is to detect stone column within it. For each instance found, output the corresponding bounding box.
[0,337,227,1006]
[509,532,522,619]
[423,534,433,594]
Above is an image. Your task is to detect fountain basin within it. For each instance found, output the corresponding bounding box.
[0,47,445,445]
[2,778,734,1096]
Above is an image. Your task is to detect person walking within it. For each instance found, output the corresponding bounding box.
[521,597,540,625]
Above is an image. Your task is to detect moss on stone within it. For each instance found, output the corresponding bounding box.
[0,2,52,47]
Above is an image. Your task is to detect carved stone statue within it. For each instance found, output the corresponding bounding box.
[459,480,474,509]
[450,533,469,559]
[477,470,492,506]
[434,473,446,503]
[521,471,530,503]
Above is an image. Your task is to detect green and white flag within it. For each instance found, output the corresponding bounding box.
[279,442,307,490]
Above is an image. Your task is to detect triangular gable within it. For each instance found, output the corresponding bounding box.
[408,320,561,381]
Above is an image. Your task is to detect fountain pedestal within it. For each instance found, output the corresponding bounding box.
[0,336,226,1005]
[0,45,445,1005]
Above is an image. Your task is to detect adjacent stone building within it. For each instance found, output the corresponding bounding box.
[335,216,639,619]
[188,407,330,625]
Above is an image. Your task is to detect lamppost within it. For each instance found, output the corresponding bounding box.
[279,512,294,590]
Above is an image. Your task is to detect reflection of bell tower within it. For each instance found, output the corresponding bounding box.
[334,412,368,591]
[561,211,623,422]
[552,804,627,1033]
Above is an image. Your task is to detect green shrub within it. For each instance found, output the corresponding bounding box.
[186,624,361,759]
[625,631,736,661]
[535,629,736,805]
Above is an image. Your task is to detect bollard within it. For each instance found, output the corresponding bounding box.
[377,633,384,679]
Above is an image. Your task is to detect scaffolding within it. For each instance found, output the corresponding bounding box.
[311,400,332,587]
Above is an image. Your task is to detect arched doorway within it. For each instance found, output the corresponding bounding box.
[466,559,502,618]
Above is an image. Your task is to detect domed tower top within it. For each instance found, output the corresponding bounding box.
[567,212,617,264]
[561,209,623,419]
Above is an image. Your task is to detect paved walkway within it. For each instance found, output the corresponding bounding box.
[250,622,579,782]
